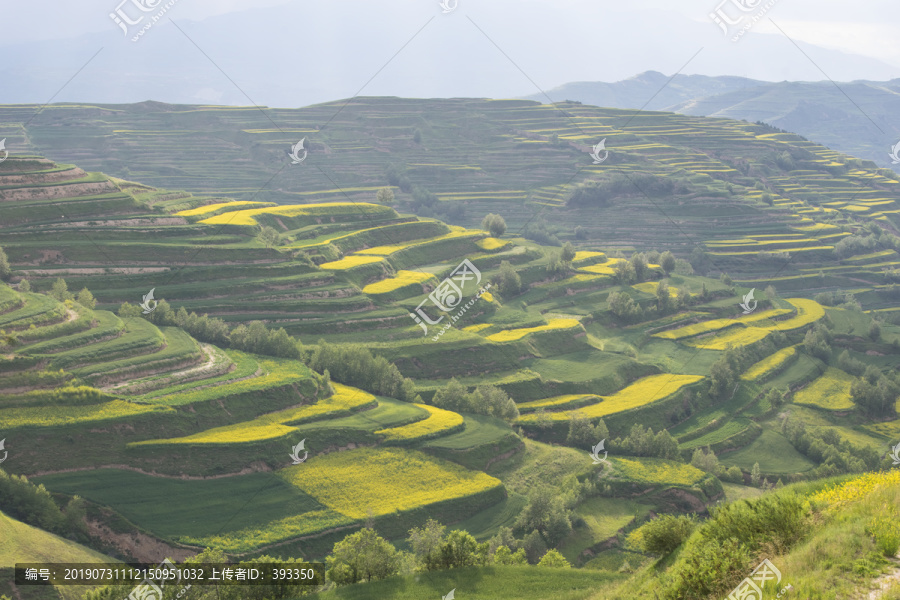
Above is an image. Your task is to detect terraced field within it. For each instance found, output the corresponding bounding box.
[1,98,899,595]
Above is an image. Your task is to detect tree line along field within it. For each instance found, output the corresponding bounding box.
[0,99,899,598]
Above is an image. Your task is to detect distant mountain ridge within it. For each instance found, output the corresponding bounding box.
[524,71,900,170]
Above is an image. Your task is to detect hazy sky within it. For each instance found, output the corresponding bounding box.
[1,1,899,106]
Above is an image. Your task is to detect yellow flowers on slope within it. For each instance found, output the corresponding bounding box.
[375,404,464,442]
[280,447,502,519]
[363,271,438,295]
[487,318,581,342]
[518,374,703,422]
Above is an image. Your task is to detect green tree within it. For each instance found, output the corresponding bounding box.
[566,412,609,448]
[481,213,507,238]
[561,241,576,265]
[628,514,696,556]
[471,384,519,422]
[375,187,395,203]
[750,462,761,487]
[18,278,30,292]
[725,465,743,484]
[630,252,649,281]
[493,260,522,297]
[522,530,548,564]
[493,545,527,565]
[432,378,471,413]
[656,280,672,314]
[515,485,572,547]
[50,277,71,301]
[868,320,882,341]
[536,549,571,568]
[408,519,446,571]
[117,302,143,318]
[326,527,400,585]
[0,246,10,280]
[437,530,485,569]
[413,128,422,144]
[659,251,676,274]
[76,288,96,310]
[257,226,281,249]
[691,447,724,478]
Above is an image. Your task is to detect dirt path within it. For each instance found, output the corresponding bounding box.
[103,343,226,393]
[867,556,900,599]
[27,463,272,480]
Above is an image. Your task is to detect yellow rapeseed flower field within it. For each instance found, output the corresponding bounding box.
[654,308,792,340]
[771,298,826,331]
[741,345,797,381]
[518,374,703,421]
[462,323,492,333]
[198,202,390,226]
[792,367,855,411]
[319,255,385,270]
[476,237,509,251]
[685,326,771,350]
[632,282,678,297]
[132,383,375,445]
[611,457,706,487]
[517,394,601,411]
[375,404,464,442]
[179,509,354,553]
[175,201,270,217]
[1,400,165,428]
[810,470,900,512]
[280,447,503,519]
[486,318,581,342]
[362,271,438,295]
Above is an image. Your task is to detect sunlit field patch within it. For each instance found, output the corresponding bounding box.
[175,201,271,217]
[741,345,797,381]
[319,255,385,270]
[198,202,392,225]
[280,447,503,519]
[1,400,166,429]
[362,270,437,295]
[374,404,464,442]
[519,374,703,421]
[810,470,900,512]
[486,318,581,342]
[632,282,678,297]
[476,237,509,251]
[684,326,770,350]
[653,308,791,340]
[792,367,855,411]
[132,384,375,445]
[516,394,601,413]
[609,457,706,487]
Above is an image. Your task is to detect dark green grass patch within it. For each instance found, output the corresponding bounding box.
[33,469,323,539]
[718,429,816,474]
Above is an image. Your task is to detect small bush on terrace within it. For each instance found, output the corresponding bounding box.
[627,514,696,556]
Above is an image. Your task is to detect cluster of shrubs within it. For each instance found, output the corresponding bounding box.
[431,379,519,422]
[0,468,87,542]
[325,518,572,587]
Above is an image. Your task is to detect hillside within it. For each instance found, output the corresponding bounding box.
[524,70,900,171]
[0,104,899,599]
